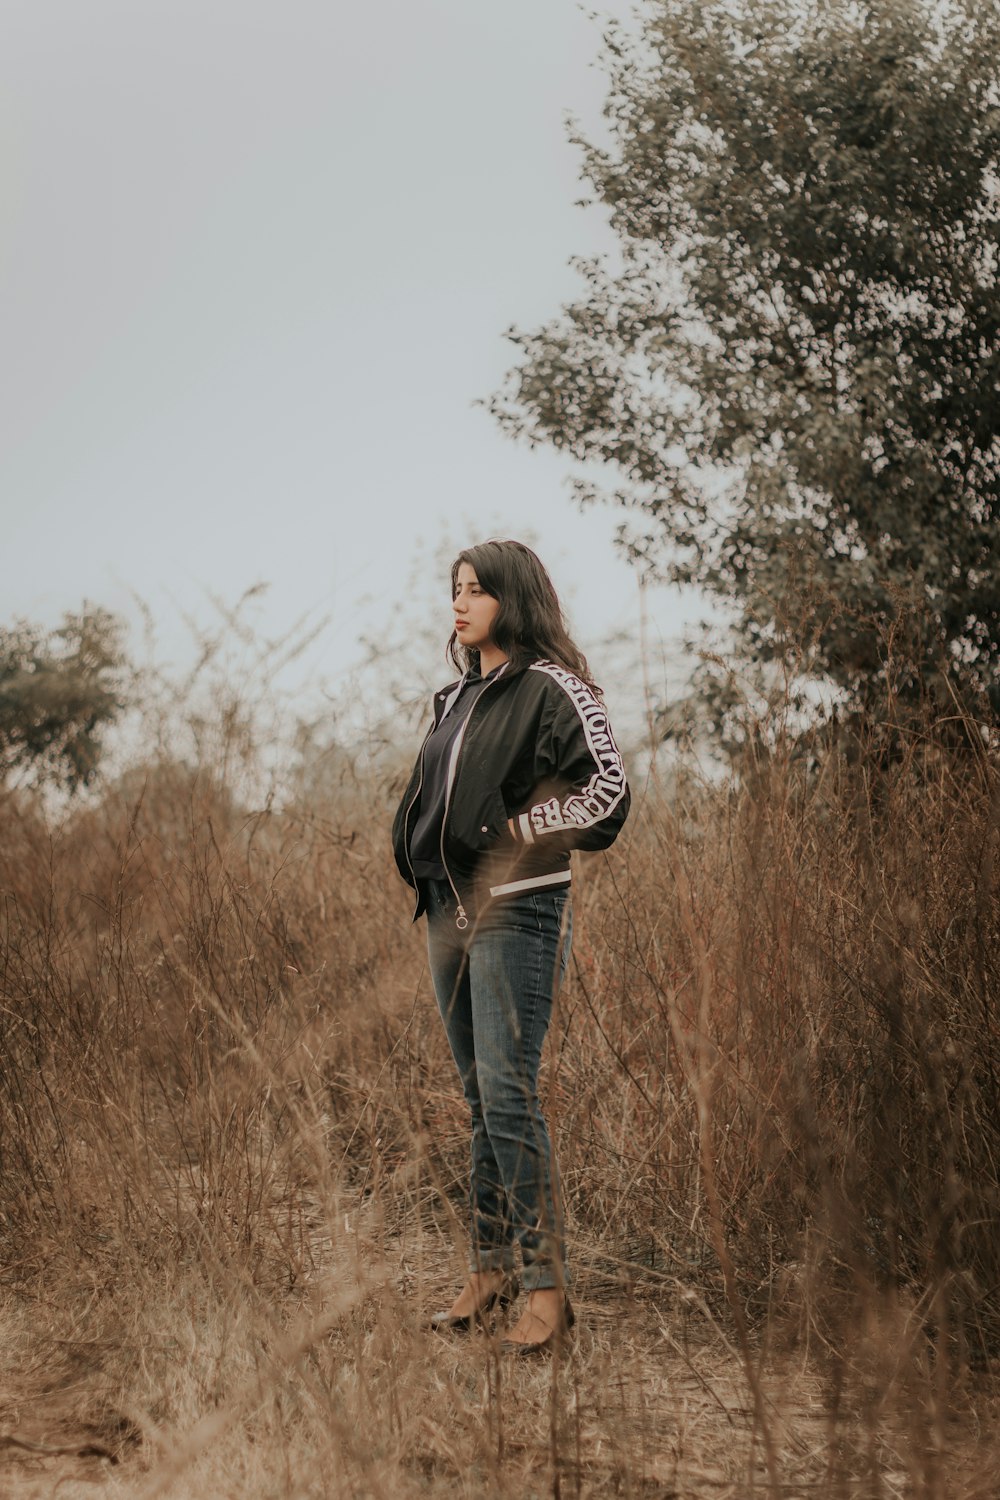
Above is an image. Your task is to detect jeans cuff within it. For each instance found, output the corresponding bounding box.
[470,1249,516,1274]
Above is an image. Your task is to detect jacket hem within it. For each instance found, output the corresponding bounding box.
[488,870,572,899]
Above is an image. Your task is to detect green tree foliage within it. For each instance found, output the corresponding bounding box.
[491,0,1000,716]
[0,608,127,790]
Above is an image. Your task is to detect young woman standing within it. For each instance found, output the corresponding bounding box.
[391,539,630,1353]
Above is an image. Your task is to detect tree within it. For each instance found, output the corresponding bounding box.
[491,0,1000,719]
[0,608,127,790]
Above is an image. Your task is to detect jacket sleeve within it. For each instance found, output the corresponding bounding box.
[390,724,434,889]
[510,664,630,853]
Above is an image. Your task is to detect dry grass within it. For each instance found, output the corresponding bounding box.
[1,707,998,1497]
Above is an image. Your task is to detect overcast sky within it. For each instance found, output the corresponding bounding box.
[2,0,705,720]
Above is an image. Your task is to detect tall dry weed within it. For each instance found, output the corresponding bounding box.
[0,693,998,1496]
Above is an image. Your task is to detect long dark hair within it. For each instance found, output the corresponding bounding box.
[447,539,598,689]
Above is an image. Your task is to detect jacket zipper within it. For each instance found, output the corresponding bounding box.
[439,665,509,929]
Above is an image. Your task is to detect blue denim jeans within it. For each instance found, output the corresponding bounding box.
[424,879,573,1291]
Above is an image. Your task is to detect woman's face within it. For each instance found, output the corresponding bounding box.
[453,562,500,654]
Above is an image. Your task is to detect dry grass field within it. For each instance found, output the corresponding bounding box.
[1,706,999,1497]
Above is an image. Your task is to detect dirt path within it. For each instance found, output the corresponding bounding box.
[2,1282,998,1499]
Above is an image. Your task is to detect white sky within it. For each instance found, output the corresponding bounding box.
[1,0,706,726]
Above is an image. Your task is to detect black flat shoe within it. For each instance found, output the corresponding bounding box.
[500,1294,575,1355]
[429,1275,519,1333]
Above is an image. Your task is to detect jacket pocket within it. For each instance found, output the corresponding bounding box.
[451,786,510,853]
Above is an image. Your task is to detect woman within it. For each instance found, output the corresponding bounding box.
[391,539,630,1353]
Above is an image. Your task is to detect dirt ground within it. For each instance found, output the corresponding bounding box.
[3,1264,999,1500]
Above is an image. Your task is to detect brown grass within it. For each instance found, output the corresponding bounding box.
[1,706,998,1497]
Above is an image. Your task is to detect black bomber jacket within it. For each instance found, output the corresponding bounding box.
[391,657,630,927]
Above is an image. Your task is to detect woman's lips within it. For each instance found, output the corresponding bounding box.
[454,621,468,630]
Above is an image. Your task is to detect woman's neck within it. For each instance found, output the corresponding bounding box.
[478,644,509,676]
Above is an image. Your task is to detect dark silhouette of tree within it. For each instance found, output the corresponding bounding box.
[0,608,127,790]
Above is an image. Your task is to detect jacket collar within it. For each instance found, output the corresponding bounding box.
[432,658,523,724]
